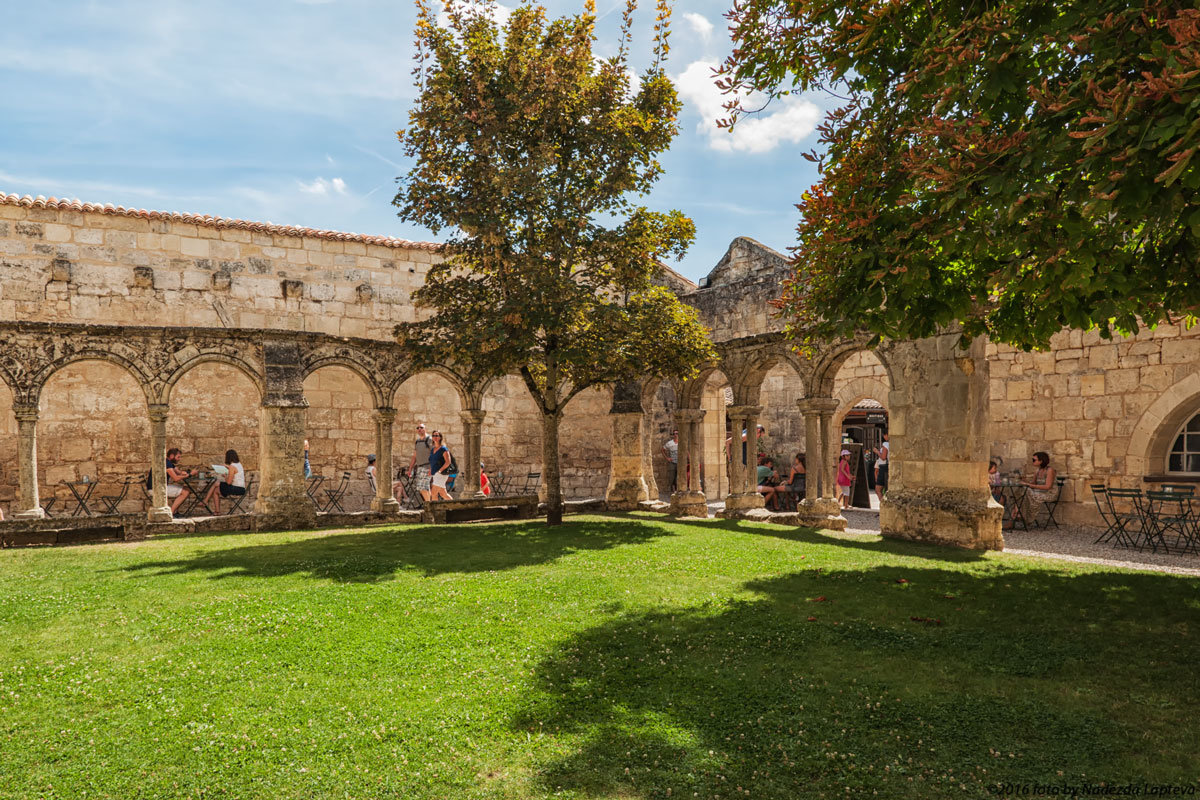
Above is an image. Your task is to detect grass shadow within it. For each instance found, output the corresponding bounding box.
[514,562,1200,798]
[120,518,675,583]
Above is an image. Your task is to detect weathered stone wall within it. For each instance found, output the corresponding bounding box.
[988,323,1200,524]
[0,200,438,338]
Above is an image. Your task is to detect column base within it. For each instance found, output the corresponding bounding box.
[254,495,318,529]
[722,492,766,511]
[14,507,46,520]
[668,491,709,518]
[795,498,848,531]
[146,506,174,524]
[605,477,649,511]
[880,490,1004,550]
[371,497,402,514]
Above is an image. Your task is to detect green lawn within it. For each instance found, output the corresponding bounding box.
[1,514,1197,799]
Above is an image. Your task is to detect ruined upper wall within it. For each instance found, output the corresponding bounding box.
[0,194,443,340]
[682,237,790,342]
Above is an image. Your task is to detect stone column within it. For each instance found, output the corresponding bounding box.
[459,408,486,498]
[818,402,838,503]
[371,407,401,513]
[146,403,173,523]
[13,405,44,519]
[802,406,821,503]
[605,382,649,510]
[722,405,765,512]
[669,409,708,517]
[255,400,314,525]
[795,398,845,530]
[878,332,1004,549]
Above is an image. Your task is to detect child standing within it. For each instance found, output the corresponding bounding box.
[837,449,853,509]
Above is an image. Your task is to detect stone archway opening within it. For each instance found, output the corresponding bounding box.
[393,371,467,497]
[304,365,379,511]
[0,380,16,516]
[168,361,262,515]
[37,360,150,515]
[700,370,731,502]
[642,378,678,502]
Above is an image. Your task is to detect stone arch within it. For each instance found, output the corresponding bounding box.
[807,339,896,400]
[167,360,262,483]
[31,352,155,408]
[559,383,615,499]
[391,365,472,411]
[832,377,892,429]
[1126,370,1200,480]
[303,356,386,409]
[37,359,152,504]
[164,353,265,405]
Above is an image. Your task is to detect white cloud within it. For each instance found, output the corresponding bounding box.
[683,12,714,42]
[299,177,348,195]
[674,60,820,154]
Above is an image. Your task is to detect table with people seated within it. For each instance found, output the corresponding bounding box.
[994,478,1029,531]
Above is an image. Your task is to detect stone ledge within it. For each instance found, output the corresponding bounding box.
[880,489,1004,550]
[422,495,538,525]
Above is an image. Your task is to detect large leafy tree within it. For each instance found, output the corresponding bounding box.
[395,0,715,524]
[718,0,1200,349]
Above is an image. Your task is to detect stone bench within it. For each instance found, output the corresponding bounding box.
[421,495,539,525]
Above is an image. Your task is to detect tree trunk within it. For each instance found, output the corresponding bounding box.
[541,412,563,525]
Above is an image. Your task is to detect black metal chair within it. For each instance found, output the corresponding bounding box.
[1144,490,1197,554]
[225,477,255,515]
[1105,488,1147,550]
[96,475,137,516]
[1090,485,1120,544]
[40,496,57,517]
[321,472,351,513]
[519,472,541,496]
[1031,477,1067,529]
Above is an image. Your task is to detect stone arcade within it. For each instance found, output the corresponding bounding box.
[2,193,1199,548]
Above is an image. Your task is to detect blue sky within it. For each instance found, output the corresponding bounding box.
[0,0,826,281]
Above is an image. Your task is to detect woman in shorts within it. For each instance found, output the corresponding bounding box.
[204,449,246,514]
[429,431,453,502]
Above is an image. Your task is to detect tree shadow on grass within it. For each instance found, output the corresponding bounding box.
[121,519,674,583]
[651,513,990,563]
[514,563,1200,799]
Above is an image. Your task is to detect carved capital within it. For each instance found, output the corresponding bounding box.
[797,398,839,416]
[459,409,486,426]
[673,408,706,424]
[148,403,170,424]
[373,406,398,425]
[12,404,38,423]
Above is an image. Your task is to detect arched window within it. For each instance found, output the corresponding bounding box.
[1167,412,1200,474]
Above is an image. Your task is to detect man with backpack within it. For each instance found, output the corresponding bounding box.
[408,423,433,502]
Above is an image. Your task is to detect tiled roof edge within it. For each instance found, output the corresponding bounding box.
[0,192,444,252]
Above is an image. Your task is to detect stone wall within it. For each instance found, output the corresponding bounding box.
[0,199,439,339]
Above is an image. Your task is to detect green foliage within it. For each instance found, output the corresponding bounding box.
[395,1,714,521]
[2,518,1198,797]
[719,1,1200,350]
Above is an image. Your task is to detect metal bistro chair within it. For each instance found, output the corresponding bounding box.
[40,496,58,518]
[320,471,351,513]
[1090,485,1121,545]
[96,475,137,516]
[1031,477,1068,529]
[1145,489,1198,555]
[1105,488,1148,551]
[519,471,541,496]
[225,476,255,515]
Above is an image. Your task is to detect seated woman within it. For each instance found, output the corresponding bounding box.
[204,449,246,514]
[782,452,806,510]
[1020,451,1059,523]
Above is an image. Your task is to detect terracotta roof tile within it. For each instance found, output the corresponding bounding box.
[0,191,444,251]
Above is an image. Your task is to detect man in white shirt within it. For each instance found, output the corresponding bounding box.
[662,430,679,493]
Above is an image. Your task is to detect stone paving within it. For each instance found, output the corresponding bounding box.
[842,507,1200,577]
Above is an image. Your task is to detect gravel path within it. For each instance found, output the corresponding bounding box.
[840,508,1200,577]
